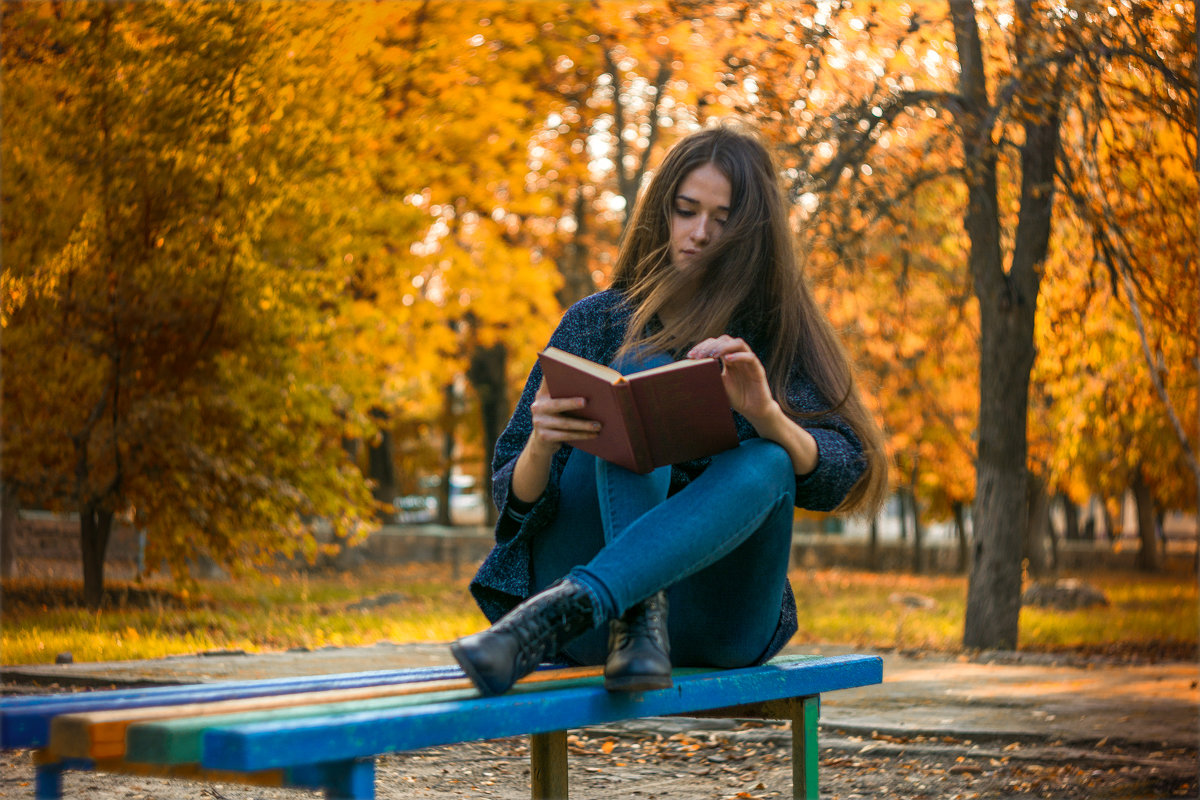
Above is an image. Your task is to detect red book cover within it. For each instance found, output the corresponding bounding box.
[537,347,738,473]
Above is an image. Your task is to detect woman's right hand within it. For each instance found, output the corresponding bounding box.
[511,381,599,504]
[526,380,600,458]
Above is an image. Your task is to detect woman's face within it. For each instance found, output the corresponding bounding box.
[669,162,731,272]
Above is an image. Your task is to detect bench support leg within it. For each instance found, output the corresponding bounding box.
[289,757,375,800]
[792,695,820,800]
[34,762,64,800]
[530,729,568,799]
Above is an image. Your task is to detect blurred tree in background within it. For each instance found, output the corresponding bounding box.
[2,2,388,606]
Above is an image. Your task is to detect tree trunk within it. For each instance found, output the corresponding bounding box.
[437,383,456,526]
[868,516,880,571]
[556,190,595,307]
[952,501,969,573]
[0,482,16,581]
[1047,509,1060,573]
[909,487,925,575]
[954,0,1060,651]
[1061,495,1081,541]
[1194,0,1199,581]
[342,436,362,465]
[81,503,114,609]
[1024,474,1053,576]
[1130,466,1161,572]
[368,410,397,523]
[1103,500,1117,541]
[605,49,671,233]
[467,342,508,528]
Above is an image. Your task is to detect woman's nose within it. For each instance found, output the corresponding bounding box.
[690,216,711,243]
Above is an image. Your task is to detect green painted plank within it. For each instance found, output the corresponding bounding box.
[127,674,616,766]
[133,656,832,768]
[203,655,882,773]
[2,665,466,750]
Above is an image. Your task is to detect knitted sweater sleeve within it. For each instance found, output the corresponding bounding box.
[489,291,627,546]
[784,370,868,512]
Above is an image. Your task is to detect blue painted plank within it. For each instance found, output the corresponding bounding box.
[1,665,465,750]
[126,674,616,766]
[202,654,882,773]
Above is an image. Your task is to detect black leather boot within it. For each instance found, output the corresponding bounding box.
[451,578,598,696]
[604,590,672,691]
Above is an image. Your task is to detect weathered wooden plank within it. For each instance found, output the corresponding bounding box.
[529,730,568,800]
[1,664,465,750]
[126,688,475,765]
[126,673,607,766]
[201,655,882,773]
[49,666,604,761]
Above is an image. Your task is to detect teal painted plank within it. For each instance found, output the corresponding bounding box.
[129,689,477,765]
[1,665,465,750]
[202,654,882,773]
[127,675,610,765]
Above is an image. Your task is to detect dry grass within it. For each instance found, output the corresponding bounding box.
[2,562,1196,666]
[790,565,1198,660]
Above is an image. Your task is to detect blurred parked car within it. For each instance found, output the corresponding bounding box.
[392,494,436,524]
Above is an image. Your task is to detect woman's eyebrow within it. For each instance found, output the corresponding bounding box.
[675,193,731,212]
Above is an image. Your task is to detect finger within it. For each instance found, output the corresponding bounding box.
[535,380,591,410]
[536,416,602,441]
[689,336,750,360]
[532,395,588,416]
[687,337,724,359]
[720,351,762,369]
[532,403,602,433]
[540,413,601,432]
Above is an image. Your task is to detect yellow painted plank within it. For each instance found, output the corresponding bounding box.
[48,665,603,760]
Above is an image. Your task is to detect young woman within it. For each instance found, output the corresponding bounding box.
[451,124,888,697]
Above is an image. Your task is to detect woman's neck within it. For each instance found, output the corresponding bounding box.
[656,281,699,328]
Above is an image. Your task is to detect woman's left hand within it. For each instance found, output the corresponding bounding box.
[688,335,819,476]
[687,336,777,425]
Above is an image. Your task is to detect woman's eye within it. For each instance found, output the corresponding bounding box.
[674,207,695,217]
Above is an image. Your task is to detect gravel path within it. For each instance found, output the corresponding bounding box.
[3,716,1195,799]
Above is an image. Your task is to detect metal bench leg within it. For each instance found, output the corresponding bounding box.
[530,729,568,799]
[294,757,374,800]
[34,761,64,800]
[792,695,820,800]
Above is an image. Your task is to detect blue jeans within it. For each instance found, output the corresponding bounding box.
[529,437,796,668]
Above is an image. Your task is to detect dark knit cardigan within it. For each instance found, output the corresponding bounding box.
[468,289,867,662]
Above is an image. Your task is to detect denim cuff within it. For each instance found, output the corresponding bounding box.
[566,568,617,626]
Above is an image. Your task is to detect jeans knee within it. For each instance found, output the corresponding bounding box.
[729,439,795,505]
[756,437,795,476]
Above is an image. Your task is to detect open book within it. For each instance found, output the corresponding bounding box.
[537,346,739,474]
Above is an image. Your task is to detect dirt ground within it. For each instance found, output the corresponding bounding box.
[3,717,1195,800]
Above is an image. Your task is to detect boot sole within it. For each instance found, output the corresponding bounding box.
[604,673,674,692]
[450,641,506,697]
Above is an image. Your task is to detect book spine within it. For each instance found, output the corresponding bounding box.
[613,380,654,473]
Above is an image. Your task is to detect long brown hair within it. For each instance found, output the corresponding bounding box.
[612,124,888,514]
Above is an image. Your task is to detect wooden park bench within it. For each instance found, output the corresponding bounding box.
[1,653,882,800]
